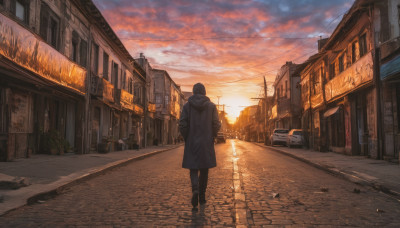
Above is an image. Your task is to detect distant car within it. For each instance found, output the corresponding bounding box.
[215,132,226,143]
[286,129,304,148]
[270,129,289,146]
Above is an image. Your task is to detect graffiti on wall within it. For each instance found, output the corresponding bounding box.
[325,52,373,101]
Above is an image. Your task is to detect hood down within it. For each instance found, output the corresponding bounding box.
[188,94,210,111]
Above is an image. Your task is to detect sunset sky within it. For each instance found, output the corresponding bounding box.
[93,0,354,123]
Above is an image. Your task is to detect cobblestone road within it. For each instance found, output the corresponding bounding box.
[1,139,400,227]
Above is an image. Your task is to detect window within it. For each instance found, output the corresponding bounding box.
[128,78,133,94]
[397,84,400,132]
[352,41,357,63]
[164,95,169,106]
[111,62,118,87]
[0,0,3,6]
[71,31,79,62]
[329,63,335,80]
[79,39,87,67]
[155,94,162,104]
[398,5,400,27]
[103,52,109,80]
[40,3,60,49]
[11,0,29,24]
[280,85,283,98]
[359,34,367,57]
[91,43,99,75]
[285,80,288,97]
[339,54,344,73]
[71,31,87,67]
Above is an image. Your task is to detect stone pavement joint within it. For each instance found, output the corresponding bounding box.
[0,144,183,216]
[253,143,400,201]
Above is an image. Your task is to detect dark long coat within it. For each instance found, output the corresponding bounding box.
[179,94,221,169]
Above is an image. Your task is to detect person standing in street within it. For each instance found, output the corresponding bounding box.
[179,83,221,209]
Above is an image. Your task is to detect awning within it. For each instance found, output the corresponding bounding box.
[323,106,340,118]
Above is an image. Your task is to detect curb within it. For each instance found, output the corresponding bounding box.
[253,143,400,200]
[1,145,183,216]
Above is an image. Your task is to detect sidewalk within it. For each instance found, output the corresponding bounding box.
[254,143,400,200]
[0,144,183,216]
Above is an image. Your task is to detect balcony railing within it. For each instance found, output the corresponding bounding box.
[116,89,134,111]
[0,13,86,94]
[90,74,114,103]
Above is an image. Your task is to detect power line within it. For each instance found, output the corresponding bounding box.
[121,35,320,42]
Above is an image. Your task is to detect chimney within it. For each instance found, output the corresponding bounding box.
[318,38,329,52]
[140,53,144,58]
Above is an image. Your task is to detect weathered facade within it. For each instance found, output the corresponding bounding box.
[152,69,182,145]
[376,0,400,162]
[0,0,88,160]
[0,0,148,160]
[272,62,301,130]
[298,0,382,158]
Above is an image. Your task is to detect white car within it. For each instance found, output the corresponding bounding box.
[286,129,304,147]
[270,129,289,146]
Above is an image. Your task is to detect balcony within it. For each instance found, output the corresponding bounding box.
[90,74,114,103]
[0,13,86,94]
[116,89,134,111]
[277,98,291,118]
[325,52,373,102]
[380,37,400,60]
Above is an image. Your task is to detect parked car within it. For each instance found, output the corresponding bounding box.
[286,129,304,148]
[270,129,289,146]
[215,132,226,143]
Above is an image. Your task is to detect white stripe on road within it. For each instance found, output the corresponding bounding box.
[231,140,248,226]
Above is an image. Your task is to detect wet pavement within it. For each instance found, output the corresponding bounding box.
[1,139,400,227]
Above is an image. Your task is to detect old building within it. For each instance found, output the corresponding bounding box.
[298,0,378,157]
[375,0,400,162]
[272,62,301,130]
[83,1,146,152]
[152,69,182,145]
[0,0,146,160]
[136,53,156,147]
[0,0,87,160]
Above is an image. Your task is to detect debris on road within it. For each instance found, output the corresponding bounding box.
[376,209,385,213]
[353,188,361,194]
[320,187,329,192]
[272,193,280,198]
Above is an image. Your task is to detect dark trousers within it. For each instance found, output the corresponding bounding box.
[190,169,209,194]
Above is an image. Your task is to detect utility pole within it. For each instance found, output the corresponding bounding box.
[217,96,221,111]
[264,76,268,145]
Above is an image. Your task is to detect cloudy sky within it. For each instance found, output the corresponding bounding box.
[93,0,354,123]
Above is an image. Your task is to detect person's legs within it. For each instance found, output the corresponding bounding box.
[190,169,199,207]
[199,168,209,204]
